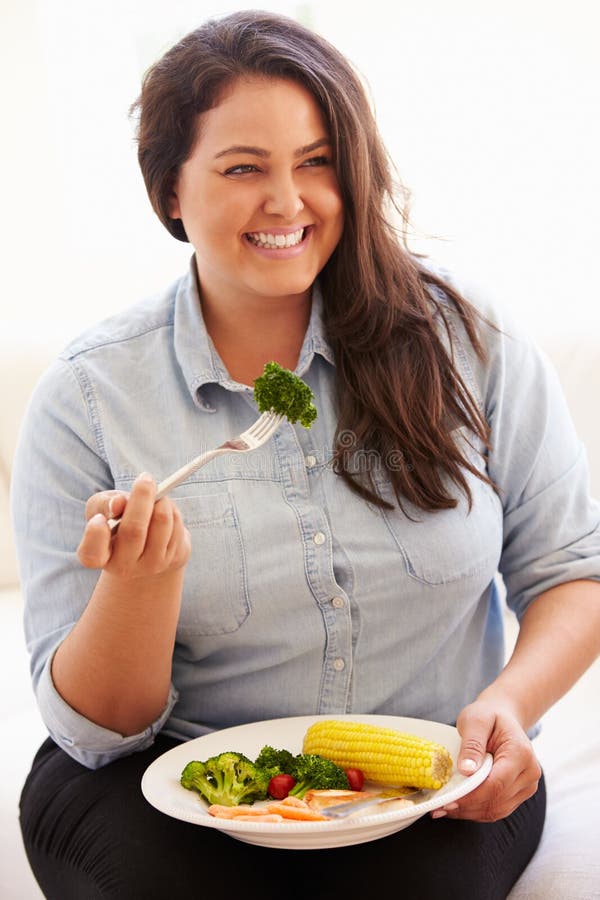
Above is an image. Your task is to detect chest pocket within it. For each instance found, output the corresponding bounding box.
[376,468,503,586]
[174,490,250,635]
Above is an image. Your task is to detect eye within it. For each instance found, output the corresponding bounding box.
[300,155,331,168]
[224,163,260,176]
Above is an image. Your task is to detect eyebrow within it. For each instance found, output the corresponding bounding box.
[214,138,331,160]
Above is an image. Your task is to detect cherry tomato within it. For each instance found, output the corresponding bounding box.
[345,768,365,791]
[268,773,296,799]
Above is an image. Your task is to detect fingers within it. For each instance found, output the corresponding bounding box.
[78,488,132,569]
[84,490,128,522]
[438,752,541,822]
[77,512,113,569]
[109,473,158,565]
[165,503,192,570]
[142,497,190,573]
[456,704,493,776]
[431,702,542,823]
[85,473,192,579]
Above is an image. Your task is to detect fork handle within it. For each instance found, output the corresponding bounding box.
[322,789,429,819]
[107,447,227,533]
[154,448,226,499]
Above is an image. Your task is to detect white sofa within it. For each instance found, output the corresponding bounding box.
[1,334,599,900]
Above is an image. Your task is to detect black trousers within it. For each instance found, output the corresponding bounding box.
[20,735,546,900]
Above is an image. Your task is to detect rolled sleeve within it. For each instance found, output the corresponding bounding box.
[500,447,600,617]
[477,304,600,619]
[37,651,179,769]
[11,358,180,767]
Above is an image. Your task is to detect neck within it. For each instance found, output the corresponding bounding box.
[199,287,312,387]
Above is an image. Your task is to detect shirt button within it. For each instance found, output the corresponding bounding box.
[313,531,326,545]
[331,596,345,609]
[332,658,346,671]
[305,455,317,468]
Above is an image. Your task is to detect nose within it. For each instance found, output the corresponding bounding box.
[263,173,304,219]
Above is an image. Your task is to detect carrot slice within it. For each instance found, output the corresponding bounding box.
[266,802,327,821]
[207,798,329,823]
[207,805,242,819]
[207,804,273,819]
[235,814,284,822]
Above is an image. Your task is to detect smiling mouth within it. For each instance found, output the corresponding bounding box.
[244,227,308,249]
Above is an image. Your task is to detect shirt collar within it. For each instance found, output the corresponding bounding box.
[173,256,335,411]
[296,281,335,374]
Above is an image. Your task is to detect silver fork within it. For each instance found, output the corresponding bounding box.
[108,411,284,533]
[321,789,430,819]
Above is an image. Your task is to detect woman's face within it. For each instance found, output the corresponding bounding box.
[169,77,344,310]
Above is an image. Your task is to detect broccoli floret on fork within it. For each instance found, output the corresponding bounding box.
[253,361,317,429]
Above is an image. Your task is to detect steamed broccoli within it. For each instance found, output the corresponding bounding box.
[255,744,296,774]
[180,752,271,807]
[253,361,317,428]
[288,753,349,799]
[255,745,350,798]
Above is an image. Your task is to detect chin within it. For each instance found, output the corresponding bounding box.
[253,272,317,300]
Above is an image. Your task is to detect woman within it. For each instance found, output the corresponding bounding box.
[12,10,600,899]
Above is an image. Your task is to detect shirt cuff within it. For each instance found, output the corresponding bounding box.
[36,652,179,769]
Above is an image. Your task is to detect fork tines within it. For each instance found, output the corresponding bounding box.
[251,411,283,439]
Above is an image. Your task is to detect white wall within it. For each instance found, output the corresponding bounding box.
[317,0,600,339]
[2,0,598,343]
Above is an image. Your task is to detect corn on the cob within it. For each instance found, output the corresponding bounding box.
[302,720,453,790]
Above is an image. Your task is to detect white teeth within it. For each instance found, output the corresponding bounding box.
[246,228,305,249]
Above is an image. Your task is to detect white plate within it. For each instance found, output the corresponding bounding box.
[141,714,493,849]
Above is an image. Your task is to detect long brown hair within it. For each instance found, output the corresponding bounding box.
[131,10,492,512]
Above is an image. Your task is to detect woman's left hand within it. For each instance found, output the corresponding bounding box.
[432,701,542,822]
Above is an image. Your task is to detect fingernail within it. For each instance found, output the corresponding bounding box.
[136,472,154,484]
[431,809,447,819]
[89,513,106,525]
[460,759,478,774]
[444,802,459,811]
[108,497,115,517]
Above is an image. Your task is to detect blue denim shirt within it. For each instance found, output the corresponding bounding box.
[11,258,600,768]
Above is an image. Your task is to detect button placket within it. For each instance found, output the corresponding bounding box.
[275,425,352,711]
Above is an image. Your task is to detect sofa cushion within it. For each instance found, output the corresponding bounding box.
[508,736,600,898]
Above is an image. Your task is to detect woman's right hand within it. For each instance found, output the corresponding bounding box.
[77,472,191,579]
[53,472,190,735]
